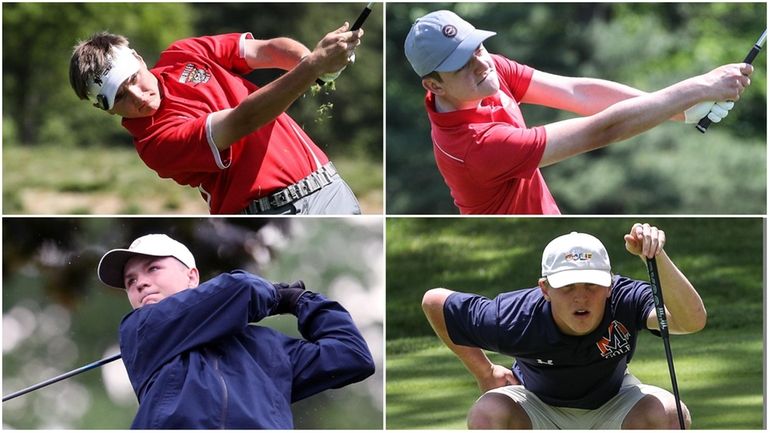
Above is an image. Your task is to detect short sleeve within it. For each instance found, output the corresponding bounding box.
[134,115,232,179]
[165,33,253,75]
[611,277,656,331]
[443,292,501,352]
[492,54,535,101]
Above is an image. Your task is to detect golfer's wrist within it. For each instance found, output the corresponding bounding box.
[299,52,325,76]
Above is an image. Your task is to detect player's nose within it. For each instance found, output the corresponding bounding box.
[126,85,147,105]
[471,56,487,75]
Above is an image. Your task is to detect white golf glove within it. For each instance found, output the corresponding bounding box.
[319,68,344,83]
[684,101,735,124]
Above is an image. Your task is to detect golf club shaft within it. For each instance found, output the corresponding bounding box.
[646,257,685,429]
[316,2,374,86]
[2,353,122,402]
[696,29,767,133]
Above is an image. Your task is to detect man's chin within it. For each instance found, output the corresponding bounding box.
[479,76,500,96]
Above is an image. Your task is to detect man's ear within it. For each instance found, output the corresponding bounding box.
[538,278,550,301]
[188,267,200,288]
[422,77,444,95]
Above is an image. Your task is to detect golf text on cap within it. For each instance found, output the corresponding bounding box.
[86,45,141,111]
[565,251,593,261]
[97,234,196,289]
[404,10,496,77]
[541,232,612,288]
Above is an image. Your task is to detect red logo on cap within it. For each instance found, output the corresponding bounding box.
[442,25,457,38]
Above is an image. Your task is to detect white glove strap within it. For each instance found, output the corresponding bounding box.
[684,101,715,124]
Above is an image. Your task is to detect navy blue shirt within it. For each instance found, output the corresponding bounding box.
[444,275,655,409]
[119,270,375,429]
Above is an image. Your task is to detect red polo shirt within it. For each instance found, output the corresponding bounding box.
[426,54,560,215]
[123,33,328,214]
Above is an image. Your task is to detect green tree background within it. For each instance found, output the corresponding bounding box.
[2,217,383,429]
[3,2,383,214]
[386,3,766,214]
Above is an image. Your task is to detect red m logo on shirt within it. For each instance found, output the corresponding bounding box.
[596,320,631,359]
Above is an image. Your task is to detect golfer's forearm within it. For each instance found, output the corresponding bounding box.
[589,78,707,143]
[655,250,707,334]
[541,77,707,166]
[422,289,496,380]
[525,72,646,116]
[561,78,648,116]
[244,38,311,71]
[210,58,322,150]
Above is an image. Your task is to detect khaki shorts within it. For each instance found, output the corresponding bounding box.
[485,373,668,429]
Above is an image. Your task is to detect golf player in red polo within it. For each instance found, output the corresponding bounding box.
[404,10,752,214]
[69,23,363,215]
[422,223,707,428]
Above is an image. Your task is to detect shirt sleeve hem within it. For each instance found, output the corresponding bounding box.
[205,113,231,170]
[239,32,254,59]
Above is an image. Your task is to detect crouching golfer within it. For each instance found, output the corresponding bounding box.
[422,223,706,429]
[98,234,375,428]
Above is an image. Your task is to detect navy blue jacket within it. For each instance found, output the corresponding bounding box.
[119,271,375,429]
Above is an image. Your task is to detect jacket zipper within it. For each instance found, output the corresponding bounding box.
[208,349,229,428]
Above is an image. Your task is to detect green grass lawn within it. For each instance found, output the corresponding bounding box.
[3,144,382,214]
[386,218,764,429]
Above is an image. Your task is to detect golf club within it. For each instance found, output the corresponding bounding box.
[696,29,767,133]
[3,353,122,402]
[315,2,374,86]
[646,257,685,429]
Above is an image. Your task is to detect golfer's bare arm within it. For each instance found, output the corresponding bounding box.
[645,249,707,335]
[532,63,752,167]
[524,71,648,117]
[422,288,518,392]
[208,24,362,151]
[242,38,311,71]
[625,223,707,335]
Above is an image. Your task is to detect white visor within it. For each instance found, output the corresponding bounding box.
[87,45,141,110]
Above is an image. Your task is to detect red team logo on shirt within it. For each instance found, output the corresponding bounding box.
[596,320,631,359]
[179,63,211,85]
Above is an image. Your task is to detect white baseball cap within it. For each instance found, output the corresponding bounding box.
[404,10,496,77]
[98,234,196,289]
[541,232,612,288]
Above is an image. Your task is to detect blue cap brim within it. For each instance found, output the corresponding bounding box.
[434,29,496,73]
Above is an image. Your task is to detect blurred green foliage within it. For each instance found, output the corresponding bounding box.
[386,3,766,214]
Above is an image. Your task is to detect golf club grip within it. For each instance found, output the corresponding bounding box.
[744,46,762,64]
[645,257,669,337]
[315,4,371,87]
[697,40,763,133]
[351,6,372,31]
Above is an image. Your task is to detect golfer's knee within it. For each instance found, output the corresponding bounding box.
[422,288,452,313]
[624,394,691,429]
[467,393,531,429]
